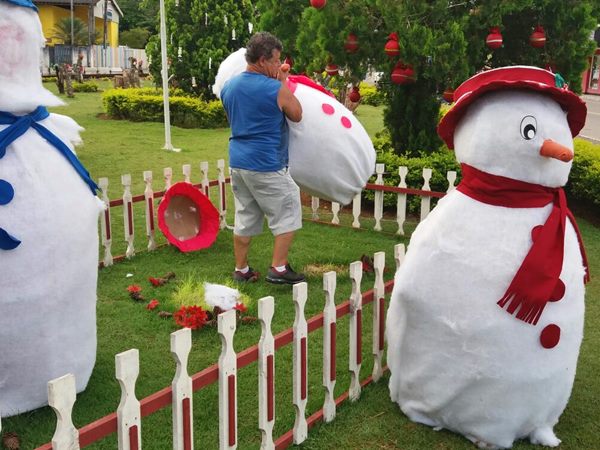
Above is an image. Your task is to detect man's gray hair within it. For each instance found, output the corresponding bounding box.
[245,32,283,64]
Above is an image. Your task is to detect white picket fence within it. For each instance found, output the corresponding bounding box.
[26,246,404,449]
[97,159,458,267]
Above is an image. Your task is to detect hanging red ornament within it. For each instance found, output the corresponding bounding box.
[442,88,455,103]
[284,55,294,69]
[384,32,400,58]
[486,27,503,49]
[391,63,415,85]
[529,25,546,48]
[325,63,339,76]
[348,86,361,102]
[310,0,326,9]
[345,33,359,53]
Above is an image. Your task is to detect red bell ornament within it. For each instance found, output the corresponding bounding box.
[325,63,339,76]
[530,25,546,48]
[486,27,503,50]
[442,88,454,103]
[310,0,326,9]
[384,32,400,58]
[391,63,415,85]
[345,33,359,53]
[348,86,361,102]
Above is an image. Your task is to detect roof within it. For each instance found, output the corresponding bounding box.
[34,0,123,16]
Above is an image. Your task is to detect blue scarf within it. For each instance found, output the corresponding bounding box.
[0,106,98,250]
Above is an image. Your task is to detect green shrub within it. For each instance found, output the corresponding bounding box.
[43,76,57,83]
[102,88,227,129]
[73,81,99,92]
[359,82,385,106]
[368,133,600,212]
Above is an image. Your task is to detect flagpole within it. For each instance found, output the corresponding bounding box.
[159,0,180,152]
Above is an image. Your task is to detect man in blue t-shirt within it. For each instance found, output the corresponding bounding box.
[221,32,304,285]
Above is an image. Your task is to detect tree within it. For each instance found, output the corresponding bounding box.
[146,0,256,98]
[120,27,151,49]
[118,0,159,33]
[52,17,95,46]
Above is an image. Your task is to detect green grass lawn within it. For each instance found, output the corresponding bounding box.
[2,82,599,449]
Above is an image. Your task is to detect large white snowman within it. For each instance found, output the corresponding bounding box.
[0,0,102,416]
[213,48,376,205]
[386,66,589,448]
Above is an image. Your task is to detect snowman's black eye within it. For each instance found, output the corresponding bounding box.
[520,116,537,140]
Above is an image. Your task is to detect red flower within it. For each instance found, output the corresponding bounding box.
[148,277,161,287]
[127,285,142,293]
[147,299,160,310]
[234,302,247,313]
[174,306,208,330]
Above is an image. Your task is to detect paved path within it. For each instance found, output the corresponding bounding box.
[581,95,600,144]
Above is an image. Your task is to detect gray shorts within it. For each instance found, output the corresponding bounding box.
[231,168,302,237]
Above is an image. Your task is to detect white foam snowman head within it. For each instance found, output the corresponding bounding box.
[0,0,63,113]
[438,66,587,189]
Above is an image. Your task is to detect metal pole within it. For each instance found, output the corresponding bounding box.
[70,0,74,63]
[159,0,179,151]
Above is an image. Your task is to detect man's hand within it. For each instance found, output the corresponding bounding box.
[278,63,290,82]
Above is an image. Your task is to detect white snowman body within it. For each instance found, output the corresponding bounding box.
[386,90,586,448]
[213,49,375,205]
[0,2,101,417]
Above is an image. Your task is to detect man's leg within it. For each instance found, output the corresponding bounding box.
[233,233,252,269]
[272,231,294,268]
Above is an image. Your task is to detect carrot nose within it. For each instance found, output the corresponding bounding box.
[539,139,573,162]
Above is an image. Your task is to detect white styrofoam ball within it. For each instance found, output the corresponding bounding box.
[212,48,247,99]
[203,282,241,311]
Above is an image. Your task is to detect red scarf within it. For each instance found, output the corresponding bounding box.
[457,164,590,325]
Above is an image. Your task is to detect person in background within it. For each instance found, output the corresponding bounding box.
[220,32,304,285]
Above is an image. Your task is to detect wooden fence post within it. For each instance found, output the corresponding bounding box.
[293,282,308,445]
[348,261,363,401]
[420,168,432,222]
[121,174,135,258]
[171,328,193,450]
[373,164,385,231]
[331,202,340,225]
[143,171,156,251]
[217,159,228,230]
[396,166,408,236]
[447,170,457,193]
[322,271,337,423]
[99,177,113,266]
[218,310,237,450]
[48,373,79,450]
[164,167,173,190]
[258,296,275,450]
[394,243,406,272]
[200,162,210,198]
[116,349,141,450]
[372,252,385,382]
[182,164,191,184]
[311,197,319,220]
[352,193,361,228]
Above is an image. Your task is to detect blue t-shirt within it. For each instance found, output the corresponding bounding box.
[221,72,289,172]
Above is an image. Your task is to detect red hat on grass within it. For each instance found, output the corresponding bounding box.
[437,66,587,149]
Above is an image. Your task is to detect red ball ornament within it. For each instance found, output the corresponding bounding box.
[345,33,359,53]
[310,0,326,9]
[384,32,400,58]
[391,63,415,85]
[325,63,339,76]
[348,86,361,102]
[530,25,546,48]
[486,26,503,50]
[442,88,454,103]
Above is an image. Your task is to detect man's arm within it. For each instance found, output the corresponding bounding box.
[277,65,302,122]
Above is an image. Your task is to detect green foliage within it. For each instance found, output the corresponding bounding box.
[120,27,152,49]
[358,82,385,106]
[146,0,256,98]
[102,88,227,128]
[52,17,96,46]
[567,139,600,207]
[73,81,100,93]
[119,0,159,33]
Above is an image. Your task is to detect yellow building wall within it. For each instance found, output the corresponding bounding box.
[38,5,91,46]
[94,18,119,47]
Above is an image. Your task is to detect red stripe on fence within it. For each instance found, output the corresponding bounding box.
[104,209,111,241]
[364,183,445,198]
[228,374,236,446]
[127,201,133,235]
[147,197,155,232]
[129,425,139,450]
[330,323,336,382]
[301,337,307,400]
[379,297,385,351]
[357,309,362,365]
[183,397,192,450]
[267,354,274,422]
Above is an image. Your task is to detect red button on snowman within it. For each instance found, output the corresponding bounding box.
[386,66,589,448]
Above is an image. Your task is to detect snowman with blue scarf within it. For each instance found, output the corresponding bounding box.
[0,0,102,416]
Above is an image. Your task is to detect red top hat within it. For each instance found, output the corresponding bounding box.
[437,66,587,149]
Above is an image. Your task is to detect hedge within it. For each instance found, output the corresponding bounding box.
[102,88,228,129]
[73,81,99,93]
[368,132,600,211]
